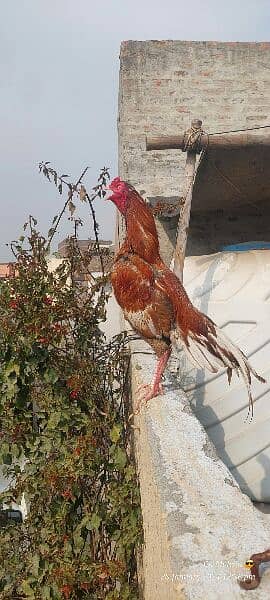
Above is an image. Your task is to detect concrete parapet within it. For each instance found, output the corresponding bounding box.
[131,340,270,599]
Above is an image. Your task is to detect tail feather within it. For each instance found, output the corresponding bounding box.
[173,314,266,420]
[185,336,220,373]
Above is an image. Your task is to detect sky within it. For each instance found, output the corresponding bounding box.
[1,0,270,260]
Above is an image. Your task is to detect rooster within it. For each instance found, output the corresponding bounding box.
[106,177,265,414]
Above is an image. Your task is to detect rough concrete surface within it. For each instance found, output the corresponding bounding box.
[131,340,270,600]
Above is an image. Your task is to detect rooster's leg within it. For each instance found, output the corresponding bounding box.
[135,348,172,413]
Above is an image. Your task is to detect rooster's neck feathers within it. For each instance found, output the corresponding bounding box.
[123,190,160,264]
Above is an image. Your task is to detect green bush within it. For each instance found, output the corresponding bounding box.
[0,166,142,599]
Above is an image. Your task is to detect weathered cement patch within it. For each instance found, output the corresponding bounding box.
[131,340,270,599]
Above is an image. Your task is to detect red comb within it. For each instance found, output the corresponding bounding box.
[109,176,122,189]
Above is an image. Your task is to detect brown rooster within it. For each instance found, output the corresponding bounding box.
[107,177,265,414]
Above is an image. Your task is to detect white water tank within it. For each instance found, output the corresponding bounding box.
[183,248,270,502]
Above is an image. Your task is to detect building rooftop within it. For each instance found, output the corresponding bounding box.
[58,238,115,276]
[58,238,114,257]
[0,263,16,279]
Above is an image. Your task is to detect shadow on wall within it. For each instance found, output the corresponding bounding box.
[180,252,263,501]
[258,454,270,503]
[183,252,223,410]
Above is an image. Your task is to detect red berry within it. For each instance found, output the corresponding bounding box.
[38,337,49,344]
[60,585,72,599]
[43,295,53,305]
[70,389,79,399]
[62,489,73,500]
[80,582,90,590]
[9,300,18,309]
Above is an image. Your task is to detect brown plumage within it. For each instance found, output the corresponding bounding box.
[107,177,265,414]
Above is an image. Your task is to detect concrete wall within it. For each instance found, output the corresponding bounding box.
[118,41,270,262]
[131,339,270,600]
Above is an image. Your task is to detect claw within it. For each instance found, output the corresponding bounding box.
[137,383,151,393]
[133,348,172,414]
[134,382,164,414]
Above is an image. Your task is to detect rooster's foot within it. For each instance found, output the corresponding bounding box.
[134,382,164,414]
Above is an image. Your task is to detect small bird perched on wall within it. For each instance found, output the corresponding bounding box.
[106,177,265,415]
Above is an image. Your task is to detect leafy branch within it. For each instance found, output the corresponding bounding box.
[0,163,142,600]
[38,162,110,277]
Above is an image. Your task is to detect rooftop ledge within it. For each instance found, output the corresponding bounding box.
[129,336,270,599]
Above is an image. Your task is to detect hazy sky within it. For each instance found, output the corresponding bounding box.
[1,0,269,260]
